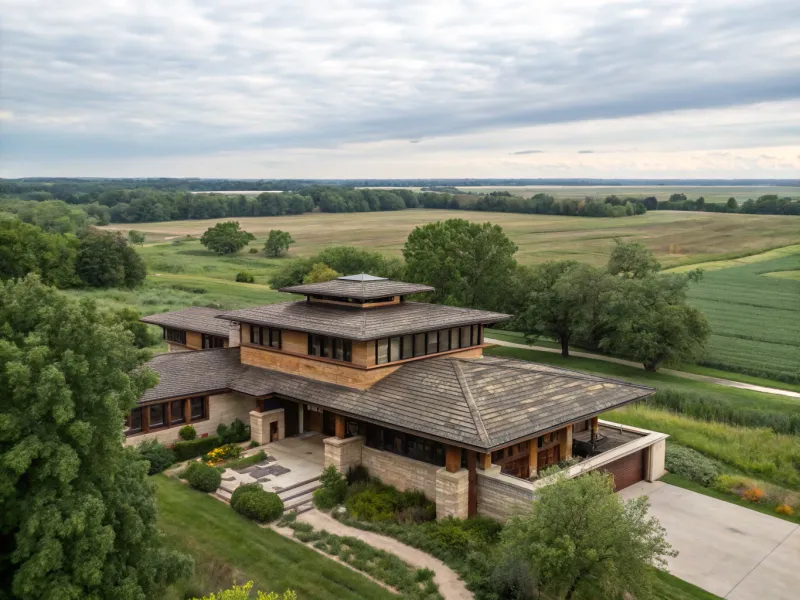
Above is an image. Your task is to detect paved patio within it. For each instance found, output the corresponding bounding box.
[218,432,325,498]
[621,481,800,599]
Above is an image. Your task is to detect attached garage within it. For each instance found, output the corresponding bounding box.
[601,448,646,491]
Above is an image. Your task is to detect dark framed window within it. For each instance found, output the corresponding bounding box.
[426,330,438,354]
[202,334,226,349]
[389,337,401,361]
[250,325,260,345]
[438,329,450,352]
[401,334,413,360]
[460,326,471,348]
[190,397,206,421]
[374,325,484,365]
[164,328,187,345]
[250,326,281,349]
[376,338,389,364]
[365,422,445,467]
[127,408,142,434]
[309,334,352,363]
[472,325,481,345]
[170,399,185,424]
[450,328,459,350]
[149,404,165,429]
[414,333,426,356]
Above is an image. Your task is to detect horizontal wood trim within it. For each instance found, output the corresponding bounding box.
[136,389,229,407]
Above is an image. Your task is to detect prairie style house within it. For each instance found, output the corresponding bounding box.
[132,274,667,520]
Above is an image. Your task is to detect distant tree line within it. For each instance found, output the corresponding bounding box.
[656,193,800,215]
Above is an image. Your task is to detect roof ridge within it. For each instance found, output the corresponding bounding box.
[472,356,655,391]
[451,360,491,447]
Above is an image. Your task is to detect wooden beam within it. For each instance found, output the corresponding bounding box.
[184,398,191,423]
[561,424,573,460]
[467,451,477,517]
[142,406,150,433]
[528,438,538,478]
[591,416,599,444]
[478,452,492,470]
[335,414,346,439]
[445,445,462,473]
[165,401,171,428]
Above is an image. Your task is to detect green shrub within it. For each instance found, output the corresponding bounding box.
[344,480,435,523]
[665,443,720,486]
[235,271,255,283]
[179,425,197,441]
[223,450,267,471]
[217,418,249,444]
[313,465,347,509]
[248,440,259,449]
[345,487,397,522]
[184,461,222,492]
[203,443,243,465]
[136,439,175,475]
[173,435,220,461]
[230,482,264,506]
[231,486,283,522]
[346,464,370,485]
[248,248,258,254]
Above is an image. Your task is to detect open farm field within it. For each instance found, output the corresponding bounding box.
[678,248,800,383]
[101,209,800,269]
[454,185,800,203]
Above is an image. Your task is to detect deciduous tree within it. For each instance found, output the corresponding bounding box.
[0,276,192,599]
[403,219,517,310]
[264,230,294,257]
[0,219,78,288]
[200,221,255,255]
[303,263,340,284]
[501,471,675,600]
[607,240,660,279]
[75,230,146,288]
[128,230,146,245]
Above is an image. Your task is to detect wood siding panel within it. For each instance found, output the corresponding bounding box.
[186,330,203,350]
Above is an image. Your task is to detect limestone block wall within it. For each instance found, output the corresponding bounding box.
[250,409,285,445]
[361,446,439,499]
[324,436,365,473]
[124,392,253,447]
[647,438,666,481]
[435,468,469,519]
[476,469,534,521]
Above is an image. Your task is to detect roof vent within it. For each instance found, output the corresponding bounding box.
[337,273,388,281]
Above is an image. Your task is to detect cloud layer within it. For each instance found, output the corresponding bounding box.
[2,0,800,177]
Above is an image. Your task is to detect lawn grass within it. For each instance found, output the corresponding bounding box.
[660,473,800,526]
[484,346,800,489]
[155,476,396,600]
[651,568,722,600]
[221,450,267,471]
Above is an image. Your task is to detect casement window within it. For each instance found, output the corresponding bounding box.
[249,326,281,349]
[164,328,187,345]
[365,423,445,467]
[374,325,483,365]
[308,334,352,362]
[125,395,207,437]
[202,334,226,349]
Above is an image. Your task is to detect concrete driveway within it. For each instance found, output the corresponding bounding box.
[621,481,799,599]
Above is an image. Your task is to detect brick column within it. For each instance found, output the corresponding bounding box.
[323,435,364,473]
[436,467,469,519]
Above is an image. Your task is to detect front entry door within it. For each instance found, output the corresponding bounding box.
[269,421,279,443]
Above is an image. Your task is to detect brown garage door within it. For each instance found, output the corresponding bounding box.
[602,449,645,491]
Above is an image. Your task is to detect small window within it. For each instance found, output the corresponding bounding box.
[203,334,226,349]
[389,337,401,361]
[342,340,352,362]
[321,336,331,358]
[150,404,165,429]
[127,408,142,434]
[164,328,187,345]
[414,333,426,356]
[376,339,389,364]
[190,397,205,421]
[460,326,471,348]
[401,334,413,360]
[170,399,185,424]
[438,329,450,352]
[426,330,438,354]
[450,328,459,350]
[472,325,481,345]
[333,338,343,361]
[270,329,281,349]
[250,325,260,345]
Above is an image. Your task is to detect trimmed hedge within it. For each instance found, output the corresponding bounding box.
[137,439,175,475]
[179,425,197,441]
[183,461,222,492]
[231,483,283,522]
[173,435,221,461]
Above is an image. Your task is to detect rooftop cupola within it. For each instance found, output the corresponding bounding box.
[277,274,434,307]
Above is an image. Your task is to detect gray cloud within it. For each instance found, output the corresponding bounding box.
[578,150,594,154]
[512,150,544,155]
[2,0,800,173]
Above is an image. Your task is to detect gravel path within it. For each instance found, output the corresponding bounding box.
[485,338,800,400]
[295,510,473,600]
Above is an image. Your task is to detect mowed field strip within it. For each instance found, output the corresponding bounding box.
[102,209,800,268]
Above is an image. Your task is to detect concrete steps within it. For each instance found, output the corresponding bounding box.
[277,476,321,514]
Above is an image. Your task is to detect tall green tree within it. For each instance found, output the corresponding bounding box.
[0,276,191,599]
[516,261,609,357]
[200,221,255,255]
[0,219,78,288]
[501,471,674,600]
[302,263,341,284]
[598,272,709,371]
[403,219,518,310]
[127,230,146,246]
[75,230,146,288]
[606,240,660,279]
[263,230,295,257]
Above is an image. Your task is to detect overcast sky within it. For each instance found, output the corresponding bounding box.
[2,0,799,178]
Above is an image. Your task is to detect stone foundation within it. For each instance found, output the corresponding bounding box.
[250,408,285,445]
[435,468,469,519]
[361,446,439,499]
[477,467,534,521]
[323,436,365,473]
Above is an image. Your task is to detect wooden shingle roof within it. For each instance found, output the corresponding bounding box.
[217,301,509,341]
[139,349,653,451]
[140,307,232,337]
[278,276,433,300]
